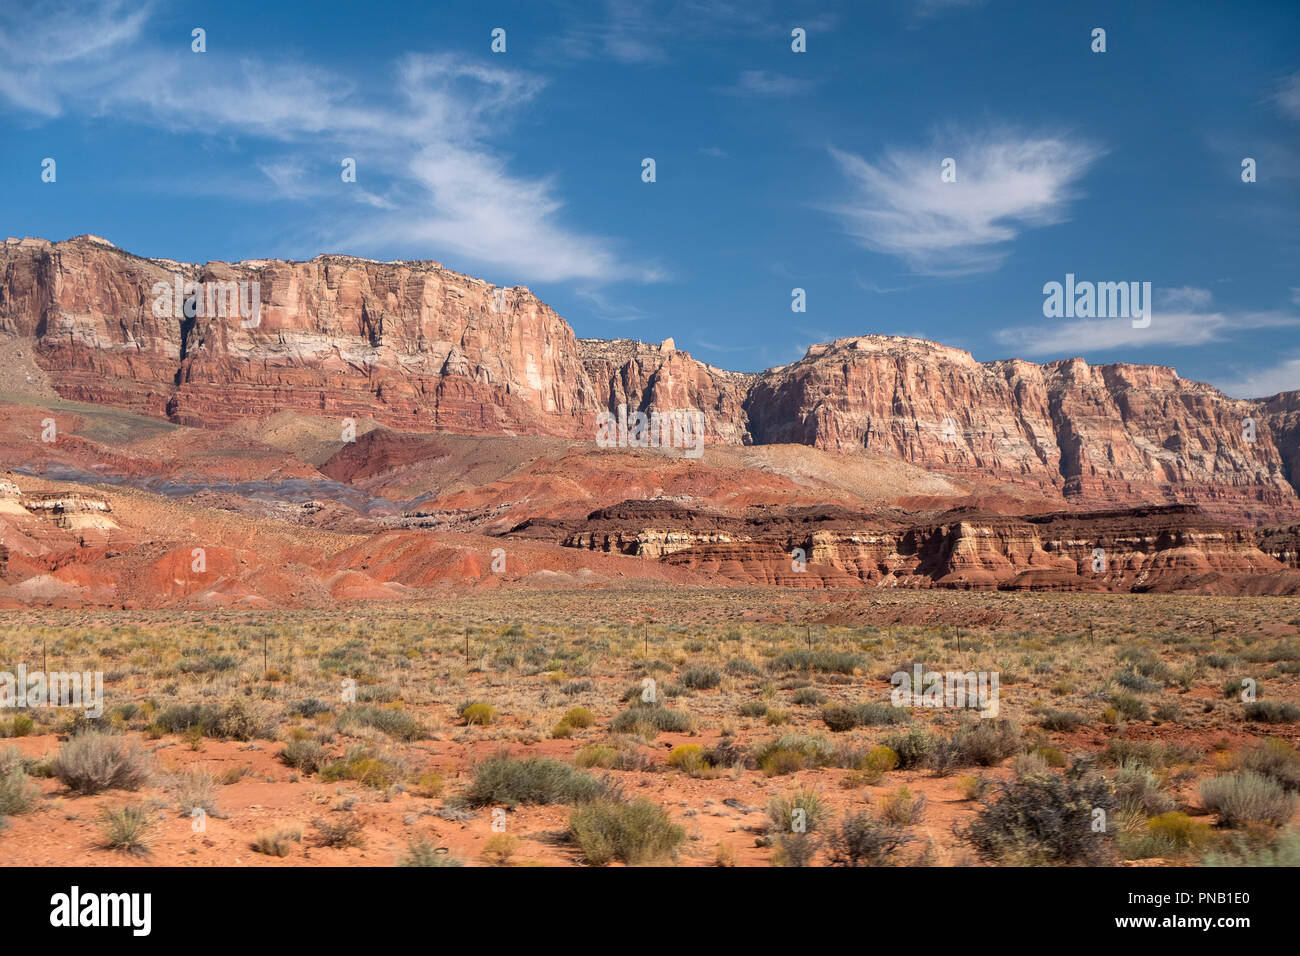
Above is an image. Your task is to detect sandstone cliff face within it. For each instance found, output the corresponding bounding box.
[745,337,1297,523]
[1261,390,1300,494]
[3,236,1299,524]
[1,236,599,438]
[578,338,754,445]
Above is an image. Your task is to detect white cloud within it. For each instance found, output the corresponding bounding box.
[997,308,1300,357]
[0,4,650,284]
[828,128,1104,275]
[1272,71,1300,121]
[1213,356,1300,399]
[1158,286,1212,310]
[572,287,648,324]
[722,70,817,97]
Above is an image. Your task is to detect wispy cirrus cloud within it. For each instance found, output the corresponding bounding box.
[1271,70,1300,120]
[828,128,1104,276]
[1213,356,1300,399]
[721,70,818,97]
[0,1,655,284]
[1158,286,1214,310]
[997,284,1300,358]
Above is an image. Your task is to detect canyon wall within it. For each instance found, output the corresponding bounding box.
[3,236,1298,523]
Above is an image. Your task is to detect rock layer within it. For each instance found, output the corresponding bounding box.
[3,236,1299,524]
[531,500,1300,594]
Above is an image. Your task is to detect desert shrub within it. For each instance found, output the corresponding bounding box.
[1146,810,1210,846]
[1011,751,1050,779]
[1114,760,1177,816]
[562,706,594,729]
[753,734,837,776]
[413,771,445,798]
[769,650,863,674]
[1113,670,1161,693]
[960,764,1117,864]
[957,774,991,802]
[399,836,464,867]
[1153,702,1180,722]
[311,814,366,848]
[1120,811,1211,860]
[459,702,495,727]
[842,743,904,790]
[279,738,327,774]
[610,705,693,736]
[1101,738,1195,769]
[1240,739,1300,792]
[1199,772,1297,828]
[321,747,399,788]
[702,738,754,772]
[882,727,936,769]
[9,715,34,738]
[98,804,154,855]
[171,766,220,817]
[481,833,520,866]
[679,666,721,690]
[1198,653,1237,670]
[463,752,607,808]
[177,653,238,674]
[0,748,39,818]
[951,719,1023,767]
[879,786,926,826]
[1035,746,1066,768]
[253,826,302,857]
[51,731,151,794]
[1200,828,1300,867]
[578,737,657,772]
[561,679,595,696]
[738,701,769,718]
[286,697,330,718]
[218,766,248,785]
[821,705,858,732]
[767,787,828,833]
[569,798,685,865]
[1039,709,1084,732]
[154,700,269,741]
[822,702,908,732]
[356,684,398,703]
[825,810,912,866]
[792,688,826,706]
[1244,701,1300,724]
[772,831,818,867]
[667,744,708,775]
[1109,694,1150,721]
[725,658,762,677]
[338,705,425,740]
[1222,677,1249,699]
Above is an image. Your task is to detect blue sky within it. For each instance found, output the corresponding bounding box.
[2,0,1298,396]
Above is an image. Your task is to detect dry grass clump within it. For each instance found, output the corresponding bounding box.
[51,731,152,794]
